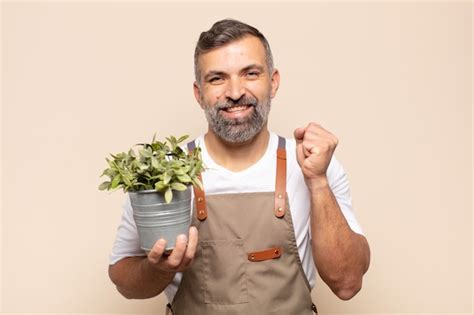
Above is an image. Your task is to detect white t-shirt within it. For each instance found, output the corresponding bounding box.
[109,132,364,302]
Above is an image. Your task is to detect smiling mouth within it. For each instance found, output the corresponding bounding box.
[222,105,252,113]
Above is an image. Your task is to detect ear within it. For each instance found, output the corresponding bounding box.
[193,81,203,108]
[270,69,280,99]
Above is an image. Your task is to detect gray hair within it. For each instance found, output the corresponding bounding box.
[194,19,274,84]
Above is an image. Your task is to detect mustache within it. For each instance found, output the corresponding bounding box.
[216,97,258,110]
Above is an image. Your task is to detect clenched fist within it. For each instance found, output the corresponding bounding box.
[294,122,338,186]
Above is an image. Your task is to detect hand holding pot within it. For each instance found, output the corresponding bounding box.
[147,226,198,273]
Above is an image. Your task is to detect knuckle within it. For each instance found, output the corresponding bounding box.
[152,239,166,251]
[185,251,195,262]
[167,259,180,269]
[148,255,159,265]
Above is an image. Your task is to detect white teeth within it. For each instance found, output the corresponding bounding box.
[226,105,249,112]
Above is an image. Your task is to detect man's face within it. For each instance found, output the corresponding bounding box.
[194,35,280,143]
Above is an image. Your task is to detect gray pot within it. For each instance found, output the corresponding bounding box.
[128,186,192,252]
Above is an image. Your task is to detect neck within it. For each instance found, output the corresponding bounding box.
[204,126,270,172]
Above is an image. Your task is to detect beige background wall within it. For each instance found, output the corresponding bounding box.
[1,1,472,314]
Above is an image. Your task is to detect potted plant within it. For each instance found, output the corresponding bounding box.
[99,134,204,251]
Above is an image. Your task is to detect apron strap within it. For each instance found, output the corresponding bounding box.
[188,136,287,220]
[274,136,287,218]
[187,140,208,221]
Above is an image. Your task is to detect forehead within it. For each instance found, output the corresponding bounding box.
[198,36,267,74]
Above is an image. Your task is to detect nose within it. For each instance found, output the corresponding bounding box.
[224,77,246,101]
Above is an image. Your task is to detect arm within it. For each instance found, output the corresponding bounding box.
[307,176,370,300]
[294,123,370,300]
[108,227,198,299]
[108,256,175,299]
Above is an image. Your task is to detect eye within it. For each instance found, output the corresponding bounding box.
[208,77,224,84]
[246,71,260,78]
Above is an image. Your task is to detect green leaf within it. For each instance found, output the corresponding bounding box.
[193,177,203,190]
[174,146,185,157]
[154,181,167,191]
[166,135,178,150]
[106,158,115,168]
[195,160,203,172]
[190,167,196,178]
[151,156,159,169]
[163,172,172,185]
[174,168,185,175]
[177,135,189,143]
[170,160,182,169]
[98,181,110,190]
[123,175,132,186]
[171,182,187,191]
[164,187,173,203]
[139,148,152,158]
[177,174,192,183]
[111,174,121,189]
[99,133,204,194]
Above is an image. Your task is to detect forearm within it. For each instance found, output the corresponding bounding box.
[308,177,370,299]
[108,256,175,299]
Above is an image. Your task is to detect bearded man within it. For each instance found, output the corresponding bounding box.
[108,19,370,315]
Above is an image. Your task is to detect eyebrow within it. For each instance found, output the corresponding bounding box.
[240,64,265,73]
[203,64,265,81]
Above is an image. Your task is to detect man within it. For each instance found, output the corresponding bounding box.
[108,19,370,314]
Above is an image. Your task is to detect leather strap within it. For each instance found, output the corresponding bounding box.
[248,247,282,262]
[187,136,286,221]
[187,140,207,221]
[274,136,287,218]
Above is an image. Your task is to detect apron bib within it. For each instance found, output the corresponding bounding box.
[168,137,318,315]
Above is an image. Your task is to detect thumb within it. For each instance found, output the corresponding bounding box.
[294,127,306,167]
[294,127,306,144]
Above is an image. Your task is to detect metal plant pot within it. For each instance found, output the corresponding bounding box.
[128,186,192,251]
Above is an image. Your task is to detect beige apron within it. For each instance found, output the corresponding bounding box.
[167,136,318,314]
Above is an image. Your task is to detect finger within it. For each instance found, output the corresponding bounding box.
[303,137,326,157]
[307,122,324,133]
[304,144,320,156]
[305,124,323,138]
[293,127,306,143]
[182,226,198,268]
[295,138,306,166]
[307,123,336,143]
[148,238,167,264]
[166,234,188,268]
[310,146,321,156]
[302,143,311,157]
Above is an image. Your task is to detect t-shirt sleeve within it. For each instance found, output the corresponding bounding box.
[326,156,365,236]
[109,194,147,265]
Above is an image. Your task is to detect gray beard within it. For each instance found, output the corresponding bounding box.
[203,95,271,143]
